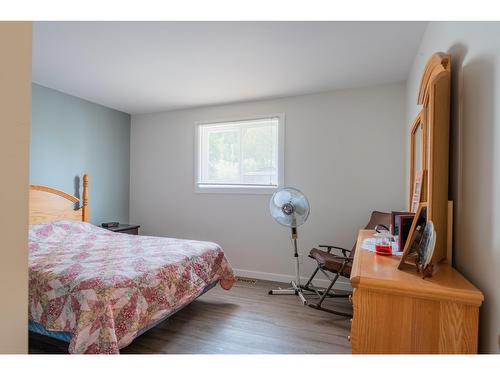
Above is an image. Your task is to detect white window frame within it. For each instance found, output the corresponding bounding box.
[194,113,285,194]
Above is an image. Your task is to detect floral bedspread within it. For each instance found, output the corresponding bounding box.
[28,221,234,354]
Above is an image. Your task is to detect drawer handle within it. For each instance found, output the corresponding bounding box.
[347,335,351,342]
[348,294,353,304]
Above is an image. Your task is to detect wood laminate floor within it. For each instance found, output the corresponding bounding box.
[29,279,352,354]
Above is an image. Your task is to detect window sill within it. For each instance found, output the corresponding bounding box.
[194,184,279,195]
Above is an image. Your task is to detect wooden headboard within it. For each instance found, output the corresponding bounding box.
[29,174,89,224]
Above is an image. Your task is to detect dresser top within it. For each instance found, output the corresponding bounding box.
[350,230,484,306]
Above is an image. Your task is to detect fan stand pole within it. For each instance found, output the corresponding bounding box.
[268,227,307,305]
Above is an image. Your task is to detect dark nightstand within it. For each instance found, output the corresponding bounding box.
[103,224,140,235]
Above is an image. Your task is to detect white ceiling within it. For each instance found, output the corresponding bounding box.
[33,22,427,114]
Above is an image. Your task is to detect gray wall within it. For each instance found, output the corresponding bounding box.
[131,83,406,288]
[406,22,500,353]
[30,83,131,225]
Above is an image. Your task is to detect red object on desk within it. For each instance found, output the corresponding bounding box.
[375,244,392,256]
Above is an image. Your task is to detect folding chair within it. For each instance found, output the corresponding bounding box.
[302,211,391,317]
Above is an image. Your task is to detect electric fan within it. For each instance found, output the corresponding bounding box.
[268,187,310,304]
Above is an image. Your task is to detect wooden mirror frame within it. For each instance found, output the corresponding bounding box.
[407,52,451,264]
[29,174,89,224]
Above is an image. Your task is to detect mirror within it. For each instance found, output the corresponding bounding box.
[409,111,427,211]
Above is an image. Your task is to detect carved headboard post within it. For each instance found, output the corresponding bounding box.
[82,174,89,222]
[29,174,90,224]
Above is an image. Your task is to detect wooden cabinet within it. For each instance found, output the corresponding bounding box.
[349,230,483,354]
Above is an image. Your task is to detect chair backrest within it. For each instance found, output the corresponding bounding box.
[350,211,392,256]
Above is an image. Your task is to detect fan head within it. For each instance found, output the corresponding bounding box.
[269,187,310,228]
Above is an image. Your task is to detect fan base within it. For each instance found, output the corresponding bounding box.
[269,281,307,305]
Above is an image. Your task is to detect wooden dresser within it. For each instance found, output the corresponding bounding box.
[349,230,484,354]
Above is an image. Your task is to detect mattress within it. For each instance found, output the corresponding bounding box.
[29,221,234,353]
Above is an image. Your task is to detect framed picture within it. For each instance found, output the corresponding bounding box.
[410,170,425,212]
[398,202,427,270]
[391,211,413,235]
[396,214,415,251]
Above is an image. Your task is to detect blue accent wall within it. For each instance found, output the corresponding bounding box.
[30,84,131,225]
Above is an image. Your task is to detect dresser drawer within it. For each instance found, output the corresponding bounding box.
[349,288,359,353]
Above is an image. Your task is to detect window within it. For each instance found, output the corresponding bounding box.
[195,114,284,194]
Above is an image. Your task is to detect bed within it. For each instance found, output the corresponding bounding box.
[28,175,235,354]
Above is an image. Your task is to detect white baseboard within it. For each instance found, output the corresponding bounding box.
[233,268,352,291]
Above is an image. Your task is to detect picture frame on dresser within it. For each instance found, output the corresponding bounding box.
[398,202,427,270]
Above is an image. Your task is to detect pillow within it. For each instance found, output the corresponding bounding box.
[29,220,99,242]
[29,222,68,242]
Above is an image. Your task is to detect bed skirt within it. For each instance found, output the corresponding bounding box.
[29,281,218,346]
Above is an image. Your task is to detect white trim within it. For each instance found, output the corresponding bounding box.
[233,268,353,291]
[194,113,285,195]
[195,184,279,195]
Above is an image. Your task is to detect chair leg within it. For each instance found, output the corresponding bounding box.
[301,265,350,298]
[303,265,320,289]
[310,304,353,318]
[316,271,340,306]
[307,271,353,318]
